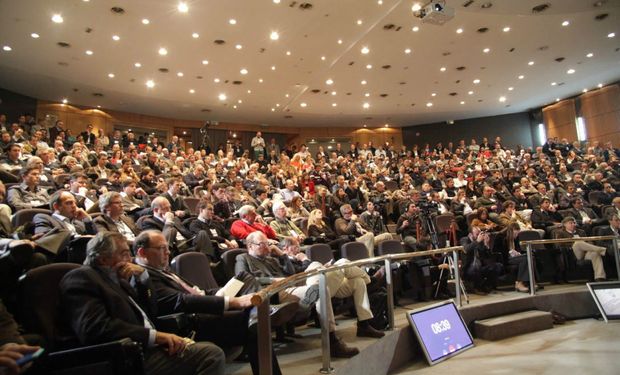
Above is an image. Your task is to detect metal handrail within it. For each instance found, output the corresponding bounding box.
[519,234,620,296]
[251,245,465,375]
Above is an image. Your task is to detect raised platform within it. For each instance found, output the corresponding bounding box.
[227,284,613,375]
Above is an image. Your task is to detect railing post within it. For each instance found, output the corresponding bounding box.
[257,298,272,375]
[453,249,461,307]
[526,243,535,296]
[318,272,333,374]
[384,257,394,330]
[613,237,620,281]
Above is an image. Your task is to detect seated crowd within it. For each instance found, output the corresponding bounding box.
[0,114,619,374]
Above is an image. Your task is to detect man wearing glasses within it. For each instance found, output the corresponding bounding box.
[335,204,392,257]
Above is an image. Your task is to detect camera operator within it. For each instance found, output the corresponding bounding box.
[396,202,420,251]
[460,226,503,295]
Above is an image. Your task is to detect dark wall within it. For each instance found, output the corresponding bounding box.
[402,112,537,150]
[0,88,38,124]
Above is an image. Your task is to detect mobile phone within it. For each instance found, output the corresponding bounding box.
[15,348,45,367]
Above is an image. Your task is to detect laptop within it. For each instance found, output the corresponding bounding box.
[587,281,620,323]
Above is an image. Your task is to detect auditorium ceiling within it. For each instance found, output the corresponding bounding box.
[0,0,619,128]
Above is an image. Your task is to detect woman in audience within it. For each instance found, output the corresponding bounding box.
[307,208,350,253]
[470,208,498,232]
[288,195,310,223]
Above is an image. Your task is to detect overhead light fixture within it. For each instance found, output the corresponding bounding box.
[503,26,510,32]
[404,48,412,54]
[62,98,68,104]
[361,80,367,85]
[483,47,490,53]
[518,75,525,79]
[567,68,575,74]
[528,61,534,66]
[363,102,370,109]
[51,14,63,23]
[235,44,242,49]
[499,96,507,102]
[440,67,446,72]
[412,26,419,32]
[112,35,120,41]
[192,33,199,38]
[31,33,40,38]
[189,89,195,93]
[134,62,142,68]
[202,60,209,65]
[85,50,93,55]
[108,73,115,78]
[177,2,189,13]
[366,64,372,69]
[146,80,155,88]
[586,52,593,58]
[598,83,603,88]
[561,20,570,26]
[426,102,433,107]
[361,46,370,54]
[177,72,184,77]
[240,68,248,75]
[158,47,168,55]
[270,31,279,40]
[473,79,480,84]
[2,45,12,52]
[218,93,227,101]
[608,32,616,38]
[300,102,307,107]
[508,87,514,91]
[142,18,150,25]
[412,3,422,12]
[325,79,334,85]
[229,19,237,25]
[456,28,463,34]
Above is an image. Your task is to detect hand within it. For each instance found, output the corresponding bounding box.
[116,262,145,280]
[350,214,358,221]
[164,212,175,222]
[174,210,185,218]
[228,240,239,248]
[0,343,40,375]
[295,252,308,262]
[75,209,90,221]
[254,215,265,224]
[155,332,187,356]
[228,294,254,309]
[401,220,409,228]
[270,245,284,256]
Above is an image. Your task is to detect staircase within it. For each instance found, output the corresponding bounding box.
[474,310,553,340]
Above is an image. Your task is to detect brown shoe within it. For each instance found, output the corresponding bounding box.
[330,337,360,358]
[357,324,385,338]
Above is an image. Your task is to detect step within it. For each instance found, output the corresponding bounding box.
[474,310,553,341]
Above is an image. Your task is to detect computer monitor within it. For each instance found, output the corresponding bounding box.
[406,300,474,365]
[587,281,620,323]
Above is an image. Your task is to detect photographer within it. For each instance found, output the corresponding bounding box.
[460,226,503,295]
[396,202,419,251]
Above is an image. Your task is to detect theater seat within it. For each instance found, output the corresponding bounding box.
[306,243,334,264]
[170,252,218,290]
[340,242,368,261]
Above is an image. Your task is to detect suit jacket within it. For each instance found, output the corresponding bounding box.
[531,209,562,230]
[33,213,97,235]
[93,214,140,236]
[137,215,194,244]
[567,207,599,225]
[162,193,190,217]
[234,253,294,285]
[189,218,234,243]
[141,264,224,316]
[596,226,619,253]
[59,265,157,348]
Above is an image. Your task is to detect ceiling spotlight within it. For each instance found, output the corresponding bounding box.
[31,33,40,38]
[518,75,525,79]
[440,67,446,72]
[134,62,142,68]
[561,20,570,26]
[460,101,465,105]
[271,65,276,70]
[357,19,363,25]
[473,79,480,84]
[426,102,433,107]
[582,88,588,93]
[214,78,220,83]
[404,48,412,54]
[363,102,370,109]
[229,19,237,25]
[499,96,506,102]
[431,93,437,97]
[483,47,490,53]
[366,64,372,69]
[158,47,168,55]
[378,0,383,4]
[258,78,264,83]
[62,98,68,104]
[321,56,326,61]
[189,89,195,93]
[108,73,115,78]
[286,51,291,55]
[331,91,337,95]
[528,61,534,66]
[2,45,12,52]
[177,72,184,77]
[146,80,155,88]
[556,98,560,102]
[586,52,593,58]
[332,103,337,107]
[551,82,557,86]
[503,26,511,32]
[468,91,474,95]
[412,26,419,32]
[202,60,209,65]
[51,14,63,23]
[142,18,150,25]
[325,79,334,85]
[247,90,252,93]
[300,102,307,107]
[412,3,422,12]
[177,2,189,13]
[112,35,120,41]
[361,80,367,85]
[270,31,279,40]
[456,28,463,34]
[567,68,575,74]
[361,46,370,54]
[608,32,616,38]
[384,124,389,128]
[598,83,603,88]
[218,93,227,101]
[235,44,242,49]
[240,68,248,75]
[337,39,343,44]
[273,0,281,3]
[364,93,370,97]
[85,50,93,55]
[192,33,199,38]
[508,87,514,91]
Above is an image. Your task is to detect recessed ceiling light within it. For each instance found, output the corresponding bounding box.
[276,103,280,106]
[456,28,463,34]
[567,68,575,74]
[30,33,40,39]
[300,102,307,107]
[146,80,155,88]
[366,64,372,69]
[321,56,326,61]
[240,68,248,75]
[85,50,93,55]
[361,46,370,54]
[247,90,252,93]
[192,33,199,38]
[363,102,370,109]
[258,78,263,83]
[361,80,367,85]
[286,51,291,55]
[189,89,195,94]
[582,88,588,93]
[412,3,422,12]
[473,79,480,84]
[586,52,594,58]
[503,26,511,32]
[273,0,281,3]
[561,20,570,26]
[177,2,189,13]
[364,93,370,97]
[460,101,465,105]
[440,67,446,72]
[270,31,279,40]
[608,32,616,38]
[508,87,514,91]
[2,45,12,52]
[229,19,237,25]
[528,61,534,66]
[62,98,68,104]
[235,44,242,50]
[201,60,209,65]
[112,35,120,41]
[384,124,389,128]
[51,14,63,23]
[468,91,474,95]
[378,0,383,4]
[108,73,115,78]
[142,18,150,25]
[483,47,490,53]
[412,26,419,32]
[551,82,557,86]
[158,47,168,55]
[177,72,184,77]
[134,62,141,68]
[404,48,411,54]
[597,83,603,88]
[337,39,343,44]
[325,79,334,85]
[499,96,506,102]
[271,65,276,70]
[218,93,227,101]
[518,75,525,79]
[357,19,363,25]
[97,105,101,108]
[238,99,243,104]
[214,78,220,83]
[431,93,437,97]
[331,91,336,96]
[426,102,433,107]
[363,124,367,128]
[332,103,337,107]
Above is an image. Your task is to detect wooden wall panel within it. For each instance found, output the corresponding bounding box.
[543,98,577,141]
[579,84,620,146]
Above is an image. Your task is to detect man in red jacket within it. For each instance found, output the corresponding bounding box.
[230,205,278,243]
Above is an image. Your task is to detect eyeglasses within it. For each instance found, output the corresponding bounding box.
[249,242,269,248]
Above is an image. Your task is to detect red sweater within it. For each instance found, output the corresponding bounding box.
[230,220,277,240]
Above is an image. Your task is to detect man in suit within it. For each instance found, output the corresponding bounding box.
[6,166,50,211]
[80,123,96,147]
[138,197,214,258]
[121,180,151,220]
[567,198,605,235]
[93,192,140,244]
[596,213,620,278]
[68,173,97,211]
[230,205,278,242]
[235,231,360,358]
[189,201,239,257]
[59,231,225,375]
[531,198,563,237]
[604,197,620,220]
[161,177,191,219]
[555,216,608,281]
[34,191,97,237]
[134,230,295,375]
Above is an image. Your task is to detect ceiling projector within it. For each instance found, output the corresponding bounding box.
[416,1,455,25]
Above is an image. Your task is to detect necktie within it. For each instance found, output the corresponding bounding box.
[164,270,203,296]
